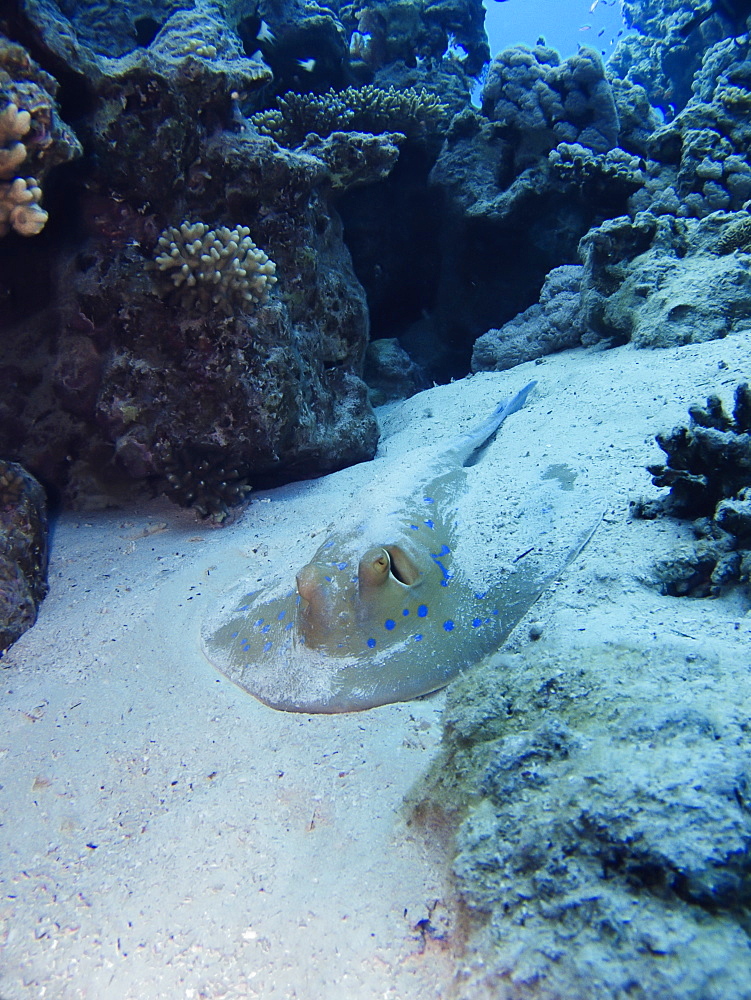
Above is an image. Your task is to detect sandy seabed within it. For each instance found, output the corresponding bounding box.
[2,333,750,999]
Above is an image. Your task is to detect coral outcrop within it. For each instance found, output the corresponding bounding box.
[482,45,620,161]
[152,222,277,316]
[410,641,751,999]
[578,210,751,348]
[0,460,48,653]
[0,4,382,515]
[633,384,751,598]
[471,265,585,372]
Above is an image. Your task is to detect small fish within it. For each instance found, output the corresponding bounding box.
[257,20,275,44]
[297,57,317,72]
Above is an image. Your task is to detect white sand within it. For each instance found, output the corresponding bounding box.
[2,333,750,999]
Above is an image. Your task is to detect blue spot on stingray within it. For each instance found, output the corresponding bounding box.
[324,575,333,582]
[336,562,348,570]
[384,619,396,630]
[295,594,301,605]
[492,609,500,616]
[367,637,376,648]
[402,608,410,616]
[424,519,435,529]
[285,622,294,631]
[410,524,419,531]
[262,624,271,633]
[230,631,239,638]
[238,604,249,612]
[424,497,434,503]
[431,551,452,584]
[437,544,451,556]
[254,618,264,627]
[263,641,273,653]
[474,591,488,600]
[443,620,455,632]
[277,610,286,620]
[323,540,335,549]
[414,634,423,641]
[472,618,482,628]
[418,604,428,617]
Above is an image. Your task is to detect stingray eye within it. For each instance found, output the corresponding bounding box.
[358,547,391,589]
[385,545,421,586]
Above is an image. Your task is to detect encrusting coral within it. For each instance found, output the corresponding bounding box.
[715,212,751,253]
[633,383,751,597]
[152,222,277,316]
[0,102,48,236]
[251,84,448,149]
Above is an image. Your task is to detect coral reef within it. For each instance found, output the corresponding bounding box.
[0,460,48,653]
[406,44,641,378]
[633,384,751,598]
[0,5,383,512]
[410,641,751,999]
[341,0,489,78]
[250,84,448,149]
[627,31,751,219]
[152,222,277,316]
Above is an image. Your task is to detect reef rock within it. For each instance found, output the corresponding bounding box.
[411,641,751,1000]
[471,265,585,372]
[579,210,751,347]
[0,460,48,653]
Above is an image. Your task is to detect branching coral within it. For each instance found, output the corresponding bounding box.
[152,222,277,315]
[155,442,252,520]
[250,84,448,149]
[0,102,48,236]
[633,384,751,597]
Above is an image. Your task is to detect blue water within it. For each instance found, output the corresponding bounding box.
[483,0,628,59]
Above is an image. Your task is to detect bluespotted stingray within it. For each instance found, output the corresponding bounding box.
[202,381,601,713]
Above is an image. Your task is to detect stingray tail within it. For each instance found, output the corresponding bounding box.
[449,380,537,467]
[493,380,537,421]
